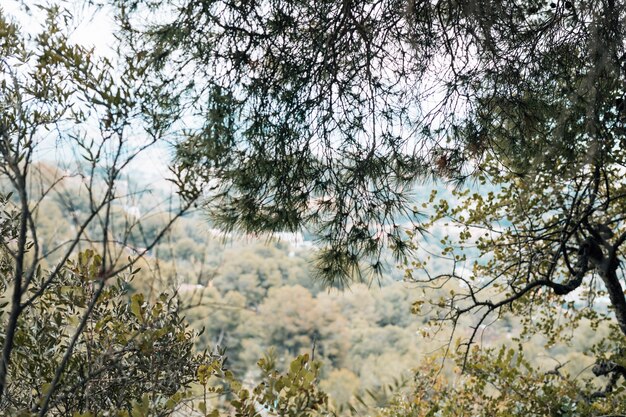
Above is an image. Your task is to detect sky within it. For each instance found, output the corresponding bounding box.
[3,0,175,189]
[3,1,115,53]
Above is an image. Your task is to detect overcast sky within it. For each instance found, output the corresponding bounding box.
[3,1,174,188]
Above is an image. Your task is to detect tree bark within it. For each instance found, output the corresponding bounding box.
[598,253,626,336]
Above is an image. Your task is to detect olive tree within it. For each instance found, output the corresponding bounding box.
[0,3,197,413]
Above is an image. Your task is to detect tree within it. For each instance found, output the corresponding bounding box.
[116,0,626,410]
[401,151,626,408]
[1,246,218,416]
[241,285,343,364]
[0,4,335,416]
[376,347,626,416]
[0,3,197,412]
[116,0,435,284]
[0,243,331,417]
[116,0,626,285]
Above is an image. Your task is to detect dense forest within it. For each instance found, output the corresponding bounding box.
[2,0,626,416]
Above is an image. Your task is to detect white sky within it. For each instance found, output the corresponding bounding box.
[3,1,115,53]
[2,1,174,189]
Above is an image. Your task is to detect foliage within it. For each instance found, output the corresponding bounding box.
[0,6,334,415]
[0,2,194,413]
[1,248,218,416]
[116,0,435,285]
[8,0,626,414]
[397,135,626,408]
[196,352,329,417]
[0,245,332,417]
[115,3,626,411]
[183,265,426,409]
[377,346,626,417]
[116,0,626,286]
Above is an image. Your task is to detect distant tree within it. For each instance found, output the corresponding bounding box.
[249,286,319,357]
[183,288,252,369]
[320,368,361,409]
[213,245,286,307]
[236,285,350,372]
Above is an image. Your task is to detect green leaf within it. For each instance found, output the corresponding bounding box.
[130,293,144,321]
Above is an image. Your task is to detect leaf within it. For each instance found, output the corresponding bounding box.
[130,293,144,321]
